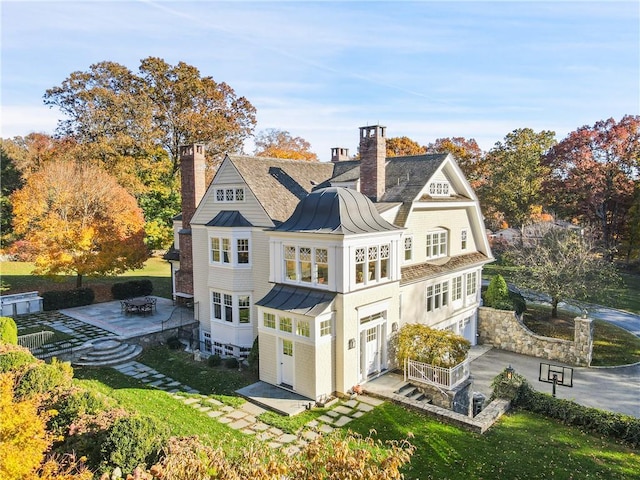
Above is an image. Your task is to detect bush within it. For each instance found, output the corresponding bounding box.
[42,288,95,311]
[111,280,153,300]
[0,316,18,344]
[166,336,182,350]
[225,357,239,369]
[207,354,222,367]
[507,376,640,448]
[100,415,169,474]
[247,336,259,374]
[0,349,36,374]
[15,358,73,399]
[484,274,510,309]
[49,388,109,436]
[510,290,527,315]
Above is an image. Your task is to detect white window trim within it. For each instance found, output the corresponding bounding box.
[214,186,246,203]
[466,271,478,297]
[211,290,252,325]
[427,280,449,312]
[208,231,251,267]
[426,229,448,260]
[404,235,413,262]
[283,245,329,288]
[428,181,451,197]
[354,243,391,286]
[461,229,468,251]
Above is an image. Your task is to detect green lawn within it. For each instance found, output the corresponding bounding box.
[0,257,172,301]
[347,402,640,480]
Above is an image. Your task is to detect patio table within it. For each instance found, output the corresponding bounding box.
[122,297,154,316]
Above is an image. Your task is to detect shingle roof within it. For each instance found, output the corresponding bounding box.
[255,284,336,317]
[329,154,452,203]
[163,247,180,261]
[274,187,401,235]
[227,156,335,224]
[400,252,491,285]
[205,210,253,227]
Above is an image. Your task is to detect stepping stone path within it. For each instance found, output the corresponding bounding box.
[112,360,384,452]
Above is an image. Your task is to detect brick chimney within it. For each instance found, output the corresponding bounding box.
[176,144,206,297]
[331,147,350,162]
[359,125,386,201]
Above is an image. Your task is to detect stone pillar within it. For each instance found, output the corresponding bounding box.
[573,316,594,366]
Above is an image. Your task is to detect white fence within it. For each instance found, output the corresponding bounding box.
[404,357,470,389]
[18,330,54,352]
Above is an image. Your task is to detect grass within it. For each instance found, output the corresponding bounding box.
[347,402,640,480]
[72,366,247,447]
[257,408,329,434]
[0,257,172,301]
[483,263,640,315]
[521,304,640,366]
[136,346,259,396]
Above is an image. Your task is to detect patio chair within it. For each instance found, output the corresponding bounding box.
[145,296,157,312]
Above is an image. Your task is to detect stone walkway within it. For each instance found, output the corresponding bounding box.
[112,360,383,452]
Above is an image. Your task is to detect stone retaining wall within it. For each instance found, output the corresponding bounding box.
[477,307,593,366]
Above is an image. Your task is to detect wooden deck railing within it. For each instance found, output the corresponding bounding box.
[404,357,470,389]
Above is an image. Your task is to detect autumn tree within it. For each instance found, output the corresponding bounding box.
[253,129,318,161]
[505,228,621,318]
[543,115,640,259]
[425,137,486,189]
[11,160,147,287]
[386,136,425,157]
[393,324,470,367]
[481,128,556,233]
[44,57,257,177]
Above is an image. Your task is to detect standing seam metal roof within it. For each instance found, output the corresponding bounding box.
[255,284,336,317]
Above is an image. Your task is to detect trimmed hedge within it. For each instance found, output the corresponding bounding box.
[15,358,74,398]
[42,288,95,311]
[111,280,153,300]
[0,316,18,344]
[492,370,640,448]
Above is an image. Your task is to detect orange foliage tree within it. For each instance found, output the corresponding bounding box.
[253,129,318,161]
[11,160,147,287]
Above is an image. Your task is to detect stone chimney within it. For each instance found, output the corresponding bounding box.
[176,144,206,297]
[331,147,350,162]
[359,125,386,201]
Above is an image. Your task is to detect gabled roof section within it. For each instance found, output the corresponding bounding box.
[205,210,253,228]
[228,155,334,223]
[274,187,401,235]
[256,284,336,317]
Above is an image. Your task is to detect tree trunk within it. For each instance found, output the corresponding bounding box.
[76,273,83,289]
[551,298,559,318]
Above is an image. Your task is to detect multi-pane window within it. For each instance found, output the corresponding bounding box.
[426,230,448,259]
[404,236,413,261]
[264,312,276,329]
[203,332,212,352]
[224,294,233,322]
[452,276,463,301]
[238,296,250,323]
[428,181,450,196]
[215,187,245,202]
[320,320,332,336]
[237,239,249,264]
[282,339,293,356]
[461,229,468,250]
[427,281,449,312]
[466,271,478,296]
[284,246,329,286]
[210,236,249,265]
[212,291,251,324]
[296,320,310,338]
[355,244,390,284]
[280,317,292,333]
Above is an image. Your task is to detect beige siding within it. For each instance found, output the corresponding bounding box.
[259,332,278,385]
[294,342,316,399]
[191,226,211,321]
[315,340,335,398]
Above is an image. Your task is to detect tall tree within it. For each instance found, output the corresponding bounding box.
[425,137,486,189]
[11,161,147,287]
[506,228,621,318]
[543,115,640,259]
[386,136,425,157]
[253,129,318,161]
[481,128,556,232]
[43,57,257,177]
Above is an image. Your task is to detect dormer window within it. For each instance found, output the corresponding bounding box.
[429,181,450,196]
[215,187,245,202]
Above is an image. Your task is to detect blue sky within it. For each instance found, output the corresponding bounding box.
[1,1,638,159]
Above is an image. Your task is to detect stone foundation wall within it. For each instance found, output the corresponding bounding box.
[477,307,593,366]
[126,321,199,349]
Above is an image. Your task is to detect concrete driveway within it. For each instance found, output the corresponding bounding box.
[469,347,640,418]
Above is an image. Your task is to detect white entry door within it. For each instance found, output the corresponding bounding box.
[364,326,379,376]
[280,339,294,387]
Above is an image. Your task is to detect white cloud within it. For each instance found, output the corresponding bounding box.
[1,106,59,138]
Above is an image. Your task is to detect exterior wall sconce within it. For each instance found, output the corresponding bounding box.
[392,322,398,332]
[348,338,356,349]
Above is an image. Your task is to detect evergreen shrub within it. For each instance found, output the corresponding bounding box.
[207,354,222,367]
[15,358,73,398]
[0,316,18,344]
[111,280,153,300]
[42,288,95,310]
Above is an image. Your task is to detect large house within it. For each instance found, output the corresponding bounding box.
[167,125,493,402]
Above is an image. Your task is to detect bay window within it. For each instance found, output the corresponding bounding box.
[283,245,329,286]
